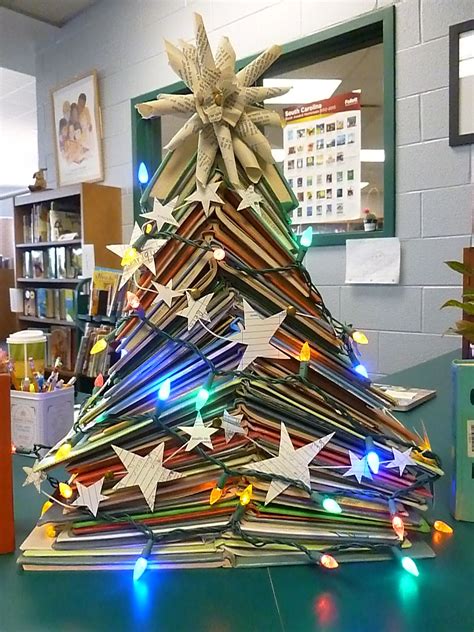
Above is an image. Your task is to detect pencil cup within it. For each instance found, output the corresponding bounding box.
[7,330,47,390]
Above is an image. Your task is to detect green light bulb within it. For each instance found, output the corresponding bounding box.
[300,226,313,249]
[322,497,342,514]
[401,556,419,577]
[195,388,210,411]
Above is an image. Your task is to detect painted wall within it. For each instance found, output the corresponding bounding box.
[34,0,473,376]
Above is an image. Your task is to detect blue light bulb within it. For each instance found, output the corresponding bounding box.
[366,450,380,474]
[401,556,419,577]
[158,379,171,401]
[322,497,342,514]
[138,162,149,185]
[133,556,148,582]
[354,363,368,378]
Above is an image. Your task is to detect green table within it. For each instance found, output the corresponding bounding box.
[1,351,473,632]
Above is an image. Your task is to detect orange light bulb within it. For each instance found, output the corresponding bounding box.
[209,486,223,505]
[392,515,405,540]
[320,554,339,569]
[433,520,453,535]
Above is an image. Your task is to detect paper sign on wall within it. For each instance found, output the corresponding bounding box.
[345,237,400,284]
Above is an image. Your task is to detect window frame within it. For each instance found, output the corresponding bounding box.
[130,6,395,246]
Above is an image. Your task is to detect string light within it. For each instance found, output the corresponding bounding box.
[298,341,311,378]
[126,291,141,310]
[158,379,171,401]
[195,373,214,411]
[320,554,339,569]
[238,484,253,506]
[352,330,368,345]
[137,162,149,185]
[55,442,72,462]
[121,246,138,267]
[133,539,153,582]
[392,547,419,577]
[433,520,453,535]
[41,501,53,517]
[210,473,228,505]
[90,338,107,355]
[365,437,380,474]
[296,227,313,262]
[354,363,369,378]
[322,497,342,514]
[213,248,226,261]
[11,443,16,454]
[388,499,405,540]
[45,525,56,539]
[59,482,73,499]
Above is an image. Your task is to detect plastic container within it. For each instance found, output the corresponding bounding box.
[7,329,47,390]
[10,387,75,451]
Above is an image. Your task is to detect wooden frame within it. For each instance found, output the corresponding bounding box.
[130,7,395,247]
[51,71,104,187]
[449,19,474,147]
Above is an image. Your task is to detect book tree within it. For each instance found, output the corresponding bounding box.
[21,14,451,579]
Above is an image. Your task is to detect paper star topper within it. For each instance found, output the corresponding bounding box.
[386,447,417,476]
[112,444,183,511]
[228,300,287,370]
[177,291,213,330]
[221,409,246,442]
[151,279,183,308]
[140,197,180,230]
[185,181,224,216]
[72,477,108,517]
[237,185,263,214]
[343,451,373,484]
[242,423,334,505]
[23,462,46,493]
[178,412,219,451]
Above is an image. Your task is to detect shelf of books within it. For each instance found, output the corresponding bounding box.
[13,183,122,387]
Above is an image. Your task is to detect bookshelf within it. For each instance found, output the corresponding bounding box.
[13,183,122,379]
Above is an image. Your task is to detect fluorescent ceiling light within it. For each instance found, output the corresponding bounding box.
[263,78,341,104]
[361,149,385,163]
[271,148,285,163]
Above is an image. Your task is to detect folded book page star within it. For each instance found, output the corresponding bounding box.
[386,447,417,476]
[140,197,180,230]
[342,451,373,484]
[178,412,219,451]
[23,462,46,493]
[177,291,214,330]
[72,478,108,517]
[221,410,246,442]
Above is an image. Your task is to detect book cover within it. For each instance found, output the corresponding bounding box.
[23,251,33,278]
[31,250,44,278]
[50,210,81,241]
[64,289,75,322]
[56,247,67,279]
[36,288,47,318]
[23,289,36,316]
[50,327,72,370]
[44,248,57,278]
[66,246,82,279]
[89,267,122,316]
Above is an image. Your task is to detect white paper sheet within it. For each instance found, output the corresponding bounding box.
[345,237,400,284]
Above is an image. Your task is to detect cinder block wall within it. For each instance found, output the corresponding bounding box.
[35,0,473,376]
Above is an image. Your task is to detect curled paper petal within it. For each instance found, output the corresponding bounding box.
[135,94,195,119]
[232,135,261,183]
[235,113,274,164]
[242,86,290,105]
[165,113,203,151]
[214,122,239,187]
[236,44,282,86]
[196,125,219,186]
[246,107,282,127]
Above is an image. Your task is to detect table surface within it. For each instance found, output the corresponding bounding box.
[1,350,473,632]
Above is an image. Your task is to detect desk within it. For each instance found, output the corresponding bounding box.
[1,351,473,632]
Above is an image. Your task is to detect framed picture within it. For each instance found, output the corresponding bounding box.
[449,20,474,146]
[52,71,104,186]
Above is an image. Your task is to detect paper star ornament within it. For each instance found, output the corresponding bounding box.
[178,412,219,451]
[151,279,183,308]
[112,444,183,511]
[23,462,46,493]
[386,447,417,476]
[185,181,224,216]
[241,423,334,505]
[221,410,246,442]
[72,478,108,517]
[342,451,373,484]
[140,197,180,230]
[177,291,213,330]
[237,185,263,214]
[228,300,287,370]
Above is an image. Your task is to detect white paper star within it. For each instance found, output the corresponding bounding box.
[228,300,287,370]
[151,279,183,308]
[112,444,183,511]
[237,185,263,214]
[221,409,246,442]
[185,181,224,216]
[72,478,108,517]
[242,423,334,505]
[178,412,219,451]
[386,447,417,476]
[140,197,180,230]
[177,291,213,330]
[342,451,373,484]
[23,462,46,493]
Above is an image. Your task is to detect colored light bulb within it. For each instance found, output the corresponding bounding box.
[320,554,339,569]
[354,363,369,378]
[59,482,73,499]
[195,388,210,411]
[352,330,368,345]
[213,248,226,261]
[55,442,72,462]
[300,226,313,249]
[121,246,138,267]
[94,373,104,388]
[133,556,148,582]
[322,497,342,514]
[11,443,16,454]
[299,341,311,362]
[401,556,419,577]
[126,291,141,310]
[137,161,149,185]
[45,525,56,539]
[158,379,171,401]
[392,515,405,540]
[366,450,380,474]
[210,486,223,505]
[433,520,453,535]
[239,484,253,506]
[41,501,53,517]
[90,338,107,355]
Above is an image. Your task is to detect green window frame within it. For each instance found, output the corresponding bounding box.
[131,6,395,246]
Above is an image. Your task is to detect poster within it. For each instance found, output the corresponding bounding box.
[283,92,361,225]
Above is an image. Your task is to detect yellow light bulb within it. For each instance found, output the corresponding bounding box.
[239,484,253,506]
[352,330,368,345]
[433,520,453,534]
[41,501,53,517]
[121,246,138,267]
[145,223,153,234]
[55,442,72,462]
[90,338,107,355]
[59,482,73,500]
[209,486,223,505]
[45,525,56,539]
[299,341,311,362]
